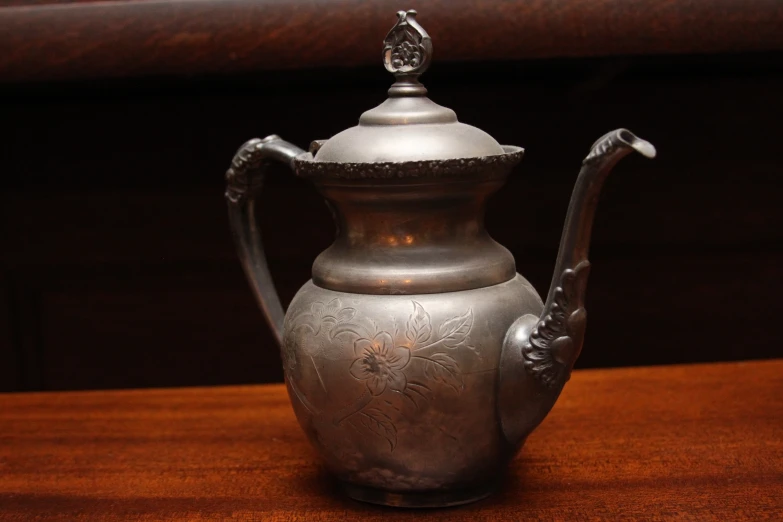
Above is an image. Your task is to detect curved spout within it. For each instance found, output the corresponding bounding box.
[547,129,656,305]
[498,129,655,445]
[532,128,656,384]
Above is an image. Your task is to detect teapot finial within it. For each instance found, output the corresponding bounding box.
[383,9,432,96]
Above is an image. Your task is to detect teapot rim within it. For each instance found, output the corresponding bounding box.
[293,145,524,181]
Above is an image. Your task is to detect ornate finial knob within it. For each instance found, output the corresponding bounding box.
[383,10,432,79]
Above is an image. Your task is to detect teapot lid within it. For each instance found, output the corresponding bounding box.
[310,10,506,164]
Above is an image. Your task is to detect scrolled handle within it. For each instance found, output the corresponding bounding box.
[225,135,306,346]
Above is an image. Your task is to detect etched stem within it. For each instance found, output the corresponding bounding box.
[333,389,373,426]
[287,378,317,415]
[413,338,446,351]
[310,355,327,392]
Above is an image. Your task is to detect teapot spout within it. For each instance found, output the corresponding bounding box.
[533,129,655,380]
[498,129,655,445]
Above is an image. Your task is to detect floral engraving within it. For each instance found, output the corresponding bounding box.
[421,352,462,392]
[286,298,357,390]
[356,408,397,450]
[349,332,410,396]
[294,298,357,338]
[437,308,475,349]
[286,300,475,451]
[405,302,431,346]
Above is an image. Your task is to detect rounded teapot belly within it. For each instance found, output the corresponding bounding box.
[281,274,543,506]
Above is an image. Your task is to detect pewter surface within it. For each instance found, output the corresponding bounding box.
[282,276,542,492]
[224,8,657,508]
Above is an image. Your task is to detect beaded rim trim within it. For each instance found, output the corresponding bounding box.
[294,146,524,180]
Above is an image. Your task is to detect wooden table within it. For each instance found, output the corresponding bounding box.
[1,360,781,521]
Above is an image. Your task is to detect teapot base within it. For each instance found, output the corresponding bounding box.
[340,480,497,508]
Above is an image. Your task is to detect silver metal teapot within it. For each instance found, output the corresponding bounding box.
[225,10,655,508]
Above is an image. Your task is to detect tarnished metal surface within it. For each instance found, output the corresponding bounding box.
[312,10,505,164]
[282,276,541,506]
[297,146,524,295]
[225,135,306,345]
[498,129,656,445]
[225,11,656,507]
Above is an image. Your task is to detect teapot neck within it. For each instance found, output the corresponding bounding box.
[311,178,516,295]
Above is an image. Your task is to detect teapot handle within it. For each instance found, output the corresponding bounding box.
[224,135,306,347]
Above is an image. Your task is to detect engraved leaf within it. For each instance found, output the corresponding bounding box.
[325,298,342,314]
[437,308,473,349]
[422,353,463,392]
[300,336,323,357]
[405,301,432,347]
[290,313,317,332]
[358,408,397,450]
[328,324,364,341]
[366,318,380,336]
[336,307,357,323]
[311,302,325,317]
[401,381,432,410]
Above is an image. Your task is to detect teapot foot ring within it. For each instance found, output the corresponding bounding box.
[340,481,497,508]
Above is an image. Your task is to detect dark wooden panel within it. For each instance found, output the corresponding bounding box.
[0,278,20,392]
[0,187,334,266]
[2,57,782,251]
[3,277,43,392]
[572,251,783,368]
[33,262,310,391]
[1,0,782,83]
[1,55,781,391]
[25,248,783,391]
[0,361,781,519]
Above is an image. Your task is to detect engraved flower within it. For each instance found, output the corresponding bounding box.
[391,41,421,69]
[350,332,410,396]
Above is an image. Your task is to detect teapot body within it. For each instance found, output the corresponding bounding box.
[282,275,542,506]
[224,9,656,509]
[266,145,539,507]
[226,128,655,507]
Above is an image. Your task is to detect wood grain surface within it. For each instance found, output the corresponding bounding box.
[0,360,781,521]
[1,0,782,82]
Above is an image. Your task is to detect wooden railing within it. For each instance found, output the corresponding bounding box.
[1,0,782,82]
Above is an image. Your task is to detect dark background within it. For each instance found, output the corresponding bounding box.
[2,5,782,392]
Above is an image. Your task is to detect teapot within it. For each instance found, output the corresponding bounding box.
[225,10,655,508]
